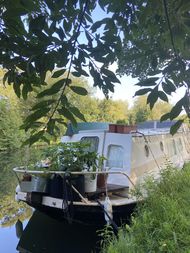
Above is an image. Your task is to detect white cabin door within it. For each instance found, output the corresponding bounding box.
[103,133,132,187]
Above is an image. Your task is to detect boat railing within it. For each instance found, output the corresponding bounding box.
[13,167,135,186]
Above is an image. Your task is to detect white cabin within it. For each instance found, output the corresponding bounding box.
[61,122,190,189]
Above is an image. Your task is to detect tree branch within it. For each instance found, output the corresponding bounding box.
[162,0,178,58]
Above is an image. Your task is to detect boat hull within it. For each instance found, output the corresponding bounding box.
[23,196,136,226]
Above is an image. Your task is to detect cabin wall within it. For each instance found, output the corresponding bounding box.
[130,131,190,186]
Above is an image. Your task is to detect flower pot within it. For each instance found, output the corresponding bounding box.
[20,176,47,193]
[31,176,48,193]
[116,125,137,134]
[97,174,108,189]
[109,124,117,133]
[20,181,34,192]
[84,174,97,193]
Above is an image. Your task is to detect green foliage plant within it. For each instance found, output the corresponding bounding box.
[43,142,100,175]
[102,164,190,253]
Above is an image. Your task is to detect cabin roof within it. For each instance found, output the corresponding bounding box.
[65,122,109,135]
[137,120,177,129]
[65,121,183,136]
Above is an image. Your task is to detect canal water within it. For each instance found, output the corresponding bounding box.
[0,149,103,253]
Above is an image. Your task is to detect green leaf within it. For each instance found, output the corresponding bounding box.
[25,107,50,124]
[70,106,86,121]
[58,107,77,126]
[170,106,182,120]
[70,86,88,96]
[47,119,55,135]
[135,88,152,96]
[160,112,171,122]
[135,77,159,87]
[147,86,159,109]
[169,98,184,120]
[32,99,55,111]
[162,79,176,95]
[23,130,45,146]
[158,91,168,102]
[37,79,66,98]
[72,71,81,77]
[52,69,66,78]
[13,82,21,98]
[101,68,121,83]
[91,20,103,32]
[170,120,184,135]
[22,83,32,100]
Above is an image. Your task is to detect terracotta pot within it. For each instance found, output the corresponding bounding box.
[97,174,108,189]
[116,125,137,134]
[109,124,117,133]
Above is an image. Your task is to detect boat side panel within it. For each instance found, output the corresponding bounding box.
[131,132,190,185]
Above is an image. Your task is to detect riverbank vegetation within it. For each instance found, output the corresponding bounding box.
[102,164,190,253]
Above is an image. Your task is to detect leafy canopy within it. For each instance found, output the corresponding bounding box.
[118,0,190,134]
[0,0,190,144]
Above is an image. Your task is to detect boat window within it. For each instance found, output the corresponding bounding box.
[144,145,149,157]
[80,136,99,152]
[106,145,124,168]
[160,141,164,152]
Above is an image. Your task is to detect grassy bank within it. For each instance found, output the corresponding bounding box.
[102,164,190,253]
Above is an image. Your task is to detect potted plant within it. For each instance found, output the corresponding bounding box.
[97,155,108,189]
[20,162,50,193]
[83,151,99,193]
[43,142,87,199]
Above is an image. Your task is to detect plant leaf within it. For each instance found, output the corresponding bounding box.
[37,79,66,98]
[158,91,168,102]
[70,86,88,96]
[135,77,159,86]
[52,69,66,78]
[170,120,184,135]
[70,106,86,121]
[160,112,171,122]
[135,88,152,96]
[58,107,77,126]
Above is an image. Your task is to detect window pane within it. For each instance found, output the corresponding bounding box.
[81,137,99,152]
[106,145,124,168]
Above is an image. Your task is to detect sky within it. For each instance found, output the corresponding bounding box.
[89,64,186,108]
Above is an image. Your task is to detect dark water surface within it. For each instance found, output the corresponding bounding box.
[0,149,103,253]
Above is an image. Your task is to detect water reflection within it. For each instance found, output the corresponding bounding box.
[0,149,103,252]
[0,148,42,227]
[17,211,102,253]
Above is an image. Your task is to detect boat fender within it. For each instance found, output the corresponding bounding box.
[15,184,21,202]
[103,196,113,225]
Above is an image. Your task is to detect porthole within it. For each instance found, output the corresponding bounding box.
[160,141,164,152]
[144,145,149,157]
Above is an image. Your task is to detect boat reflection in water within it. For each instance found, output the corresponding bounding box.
[16,210,102,253]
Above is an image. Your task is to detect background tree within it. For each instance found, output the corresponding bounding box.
[130,96,173,123]
[97,99,129,123]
